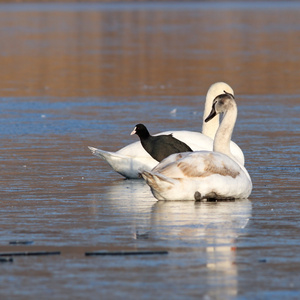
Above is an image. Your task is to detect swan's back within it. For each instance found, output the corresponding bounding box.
[142,151,252,201]
[117,130,244,165]
[153,151,241,178]
[117,131,212,157]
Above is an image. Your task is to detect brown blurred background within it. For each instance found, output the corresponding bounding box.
[0,1,299,98]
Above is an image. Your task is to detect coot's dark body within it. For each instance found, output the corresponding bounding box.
[131,124,193,162]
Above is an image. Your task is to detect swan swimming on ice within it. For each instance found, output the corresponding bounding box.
[88,82,244,179]
[141,91,252,201]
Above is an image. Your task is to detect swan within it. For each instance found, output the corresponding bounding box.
[88,82,244,179]
[130,123,193,162]
[141,91,252,201]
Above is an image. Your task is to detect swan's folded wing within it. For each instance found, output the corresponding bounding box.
[153,151,242,179]
[88,146,158,178]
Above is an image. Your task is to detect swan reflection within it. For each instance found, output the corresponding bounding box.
[151,199,252,298]
[104,180,251,248]
[150,200,251,244]
[103,180,252,297]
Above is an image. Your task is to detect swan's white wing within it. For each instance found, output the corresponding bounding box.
[88,146,157,178]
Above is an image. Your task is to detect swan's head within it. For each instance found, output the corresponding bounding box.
[202,82,235,139]
[205,91,235,123]
[206,82,234,101]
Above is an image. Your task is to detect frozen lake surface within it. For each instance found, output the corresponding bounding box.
[0,2,299,299]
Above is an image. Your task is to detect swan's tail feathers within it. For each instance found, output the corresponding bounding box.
[88,146,142,179]
[88,146,124,161]
[141,171,175,194]
[88,146,109,160]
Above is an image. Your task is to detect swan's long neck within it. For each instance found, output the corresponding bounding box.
[213,101,237,159]
[202,93,219,139]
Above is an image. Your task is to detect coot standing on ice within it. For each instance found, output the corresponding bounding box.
[131,124,193,162]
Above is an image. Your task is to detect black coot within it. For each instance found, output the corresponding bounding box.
[131,124,193,162]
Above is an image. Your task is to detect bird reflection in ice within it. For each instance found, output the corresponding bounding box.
[150,199,252,299]
[103,180,252,298]
[104,180,251,247]
[150,200,251,244]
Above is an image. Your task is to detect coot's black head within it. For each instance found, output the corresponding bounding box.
[130,124,150,139]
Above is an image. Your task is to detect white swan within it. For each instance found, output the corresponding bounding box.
[141,92,252,201]
[88,82,244,179]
